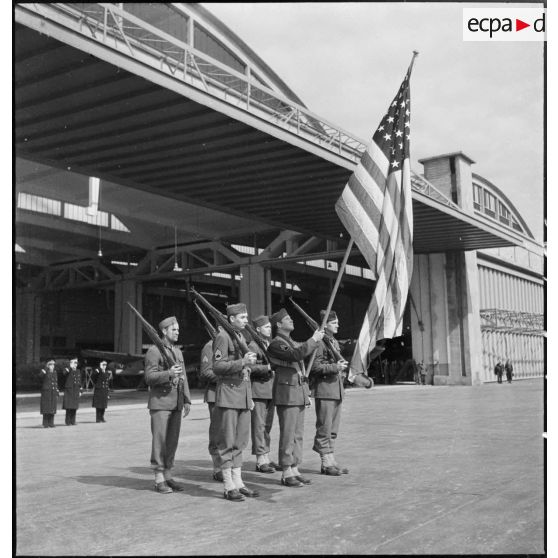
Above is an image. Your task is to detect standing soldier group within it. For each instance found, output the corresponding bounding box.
[38,356,119,428]
[143,300,355,501]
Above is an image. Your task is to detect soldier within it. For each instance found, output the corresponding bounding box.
[62,357,82,425]
[267,308,324,487]
[91,359,112,423]
[310,310,349,476]
[144,316,191,494]
[249,315,277,473]
[212,303,266,501]
[199,334,223,482]
[39,358,59,428]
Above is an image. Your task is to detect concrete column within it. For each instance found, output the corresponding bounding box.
[114,279,143,354]
[239,263,268,318]
[15,290,41,364]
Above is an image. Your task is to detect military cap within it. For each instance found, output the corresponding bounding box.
[320,310,338,323]
[44,358,56,366]
[270,308,289,326]
[253,315,270,328]
[159,316,178,330]
[226,302,247,317]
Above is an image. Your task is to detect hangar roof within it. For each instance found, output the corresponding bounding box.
[15,4,524,271]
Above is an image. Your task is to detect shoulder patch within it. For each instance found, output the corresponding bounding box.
[202,355,209,363]
[280,344,289,351]
[214,349,222,361]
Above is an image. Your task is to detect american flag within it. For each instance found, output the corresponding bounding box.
[335,59,415,378]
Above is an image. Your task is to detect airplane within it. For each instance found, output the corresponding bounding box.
[80,349,201,389]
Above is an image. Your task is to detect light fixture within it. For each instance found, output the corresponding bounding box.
[173,225,182,272]
[97,225,103,257]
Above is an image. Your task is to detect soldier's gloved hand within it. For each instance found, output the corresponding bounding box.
[312,329,325,342]
[169,364,182,381]
[242,352,257,366]
[336,360,348,372]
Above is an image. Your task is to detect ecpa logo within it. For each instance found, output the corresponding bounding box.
[463,8,546,41]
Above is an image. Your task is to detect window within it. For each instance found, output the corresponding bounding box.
[498,202,511,226]
[511,217,523,233]
[483,191,496,218]
[473,184,482,211]
[17,193,61,216]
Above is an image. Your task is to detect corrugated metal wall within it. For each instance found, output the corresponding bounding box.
[478,264,544,381]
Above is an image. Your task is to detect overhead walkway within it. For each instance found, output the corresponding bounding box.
[15,2,523,255]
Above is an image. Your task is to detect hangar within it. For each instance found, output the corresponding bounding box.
[14,3,544,387]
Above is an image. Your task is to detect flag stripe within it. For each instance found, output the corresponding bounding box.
[336,63,415,379]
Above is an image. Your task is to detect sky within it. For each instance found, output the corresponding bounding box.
[202,2,545,242]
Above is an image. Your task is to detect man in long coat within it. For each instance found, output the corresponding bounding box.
[92,359,112,423]
[39,358,59,428]
[62,357,82,425]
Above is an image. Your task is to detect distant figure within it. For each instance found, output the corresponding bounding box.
[494,361,504,384]
[39,358,59,428]
[92,359,112,423]
[62,357,82,425]
[505,360,514,383]
[417,361,427,385]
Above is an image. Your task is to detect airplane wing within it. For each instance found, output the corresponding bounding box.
[80,349,143,365]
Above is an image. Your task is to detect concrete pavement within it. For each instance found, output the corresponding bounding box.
[15,380,544,555]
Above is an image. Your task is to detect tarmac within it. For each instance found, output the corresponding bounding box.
[15,380,544,555]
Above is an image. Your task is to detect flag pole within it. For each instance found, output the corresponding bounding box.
[409,50,419,75]
[305,238,354,375]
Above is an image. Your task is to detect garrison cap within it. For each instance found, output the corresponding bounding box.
[270,308,289,326]
[226,302,247,317]
[320,310,338,323]
[159,316,178,330]
[253,315,270,328]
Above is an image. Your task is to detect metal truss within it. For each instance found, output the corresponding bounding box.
[22,232,371,291]
[31,259,118,290]
[480,308,545,334]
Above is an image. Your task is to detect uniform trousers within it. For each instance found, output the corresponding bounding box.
[65,409,77,425]
[149,409,182,471]
[276,405,305,468]
[42,414,55,427]
[251,398,275,456]
[207,402,219,456]
[95,408,106,422]
[213,406,250,469]
[312,398,342,455]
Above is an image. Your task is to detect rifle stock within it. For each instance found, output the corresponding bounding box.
[126,302,175,369]
[288,297,345,362]
[190,288,250,355]
[244,323,270,364]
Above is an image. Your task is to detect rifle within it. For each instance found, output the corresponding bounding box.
[190,288,251,356]
[288,297,345,362]
[244,323,270,365]
[193,300,218,341]
[288,297,372,388]
[126,302,176,370]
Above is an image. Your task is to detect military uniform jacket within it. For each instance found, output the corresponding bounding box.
[62,368,82,410]
[144,342,191,411]
[91,369,111,409]
[310,335,344,401]
[249,339,274,400]
[268,333,318,406]
[200,340,217,404]
[213,329,268,410]
[39,369,59,415]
